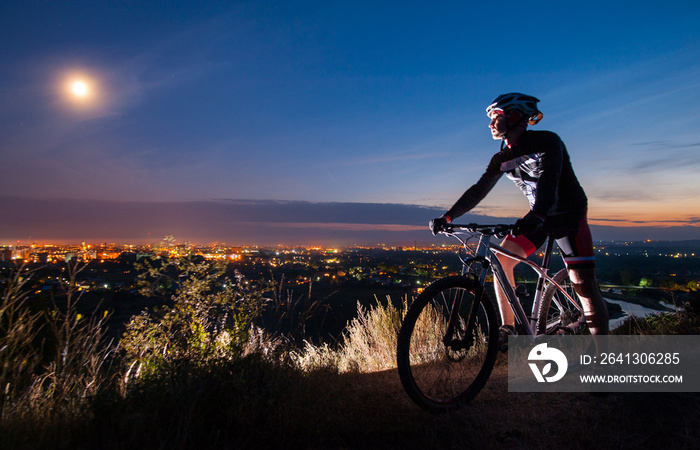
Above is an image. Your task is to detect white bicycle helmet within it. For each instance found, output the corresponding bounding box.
[486,93,543,125]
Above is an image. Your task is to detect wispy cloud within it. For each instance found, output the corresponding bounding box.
[629,141,700,171]
[590,216,700,227]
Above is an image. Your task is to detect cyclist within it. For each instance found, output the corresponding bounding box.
[430,93,608,344]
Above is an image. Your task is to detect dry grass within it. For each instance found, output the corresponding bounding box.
[290,296,404,373]
[1,262,115,450]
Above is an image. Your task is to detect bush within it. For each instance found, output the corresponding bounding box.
[121,256,270,379]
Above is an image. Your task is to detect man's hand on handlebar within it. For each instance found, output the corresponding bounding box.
[429,216,450,235]
[512,211,544,236]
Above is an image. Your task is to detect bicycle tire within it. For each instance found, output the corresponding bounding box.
[396,276,499,412]
[536,269,586,335]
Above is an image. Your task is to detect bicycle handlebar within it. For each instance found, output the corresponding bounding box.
[443,223,513,238]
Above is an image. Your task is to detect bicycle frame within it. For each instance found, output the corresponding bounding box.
[450,225,582,339]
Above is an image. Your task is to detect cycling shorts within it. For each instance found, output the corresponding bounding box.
[505,209,596,270]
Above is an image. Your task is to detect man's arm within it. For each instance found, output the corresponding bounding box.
[530,132,564,217]
[445,154,503,221]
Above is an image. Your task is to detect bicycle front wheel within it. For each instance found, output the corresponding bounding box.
[536,269,586,335]
[396,276,499,412]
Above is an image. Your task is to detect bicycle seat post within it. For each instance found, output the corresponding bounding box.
[540,235,555,271]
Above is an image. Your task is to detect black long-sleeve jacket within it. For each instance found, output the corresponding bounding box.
[446,130,587,220]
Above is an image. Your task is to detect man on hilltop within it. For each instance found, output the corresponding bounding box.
[430,93,608,343]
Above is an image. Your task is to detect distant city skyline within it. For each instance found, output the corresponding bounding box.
[1,1,699,243]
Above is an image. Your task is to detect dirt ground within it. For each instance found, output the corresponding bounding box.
[341,357,700,449]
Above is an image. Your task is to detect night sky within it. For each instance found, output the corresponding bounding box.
[2,1,699,244]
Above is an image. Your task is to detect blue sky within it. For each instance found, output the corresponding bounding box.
[1,1,699,244]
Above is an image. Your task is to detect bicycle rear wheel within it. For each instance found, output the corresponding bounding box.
[536,269,586,335]
[396,276,499,412]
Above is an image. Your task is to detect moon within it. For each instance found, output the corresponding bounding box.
[71,80,89,97]
[59,70,105,112]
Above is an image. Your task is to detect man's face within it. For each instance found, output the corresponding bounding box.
[488,111,507,140]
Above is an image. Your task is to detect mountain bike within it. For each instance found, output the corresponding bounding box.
[396,223,586,412]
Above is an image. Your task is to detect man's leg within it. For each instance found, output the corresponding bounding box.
[494,239,529,328]
[556,214,609,336]
[568,267,609,335]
